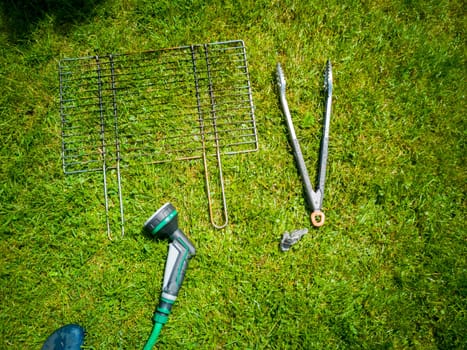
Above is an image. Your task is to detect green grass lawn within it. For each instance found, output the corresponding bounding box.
[1,0,465,349]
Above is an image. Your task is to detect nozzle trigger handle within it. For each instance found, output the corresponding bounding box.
[161,231,196,301]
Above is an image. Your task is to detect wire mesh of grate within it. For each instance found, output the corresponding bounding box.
[59,40,258,236]
[59,40,257,173]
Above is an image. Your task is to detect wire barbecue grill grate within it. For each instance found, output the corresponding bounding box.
[59,40,258,237]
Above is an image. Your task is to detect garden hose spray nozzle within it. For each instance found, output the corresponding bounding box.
[143,203,196,349]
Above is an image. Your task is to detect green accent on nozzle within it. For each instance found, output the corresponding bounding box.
[151,209,177,235]
[143,322,164,350]
[156,307,172,318]
[161,297,175,304]
[154,312,169,324]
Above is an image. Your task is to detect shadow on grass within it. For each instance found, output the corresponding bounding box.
[0,0,103,42]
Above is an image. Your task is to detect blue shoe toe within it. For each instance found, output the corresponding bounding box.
[41,324,85,350]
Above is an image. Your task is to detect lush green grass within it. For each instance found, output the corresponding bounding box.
[1,0,465,348]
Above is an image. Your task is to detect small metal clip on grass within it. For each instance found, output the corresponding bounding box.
[280,228,309,252]
[276,60,333,227]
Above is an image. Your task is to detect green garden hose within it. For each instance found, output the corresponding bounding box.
[143,322,163,350]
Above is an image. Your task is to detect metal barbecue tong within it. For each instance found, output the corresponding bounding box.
[276,60,333,227]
